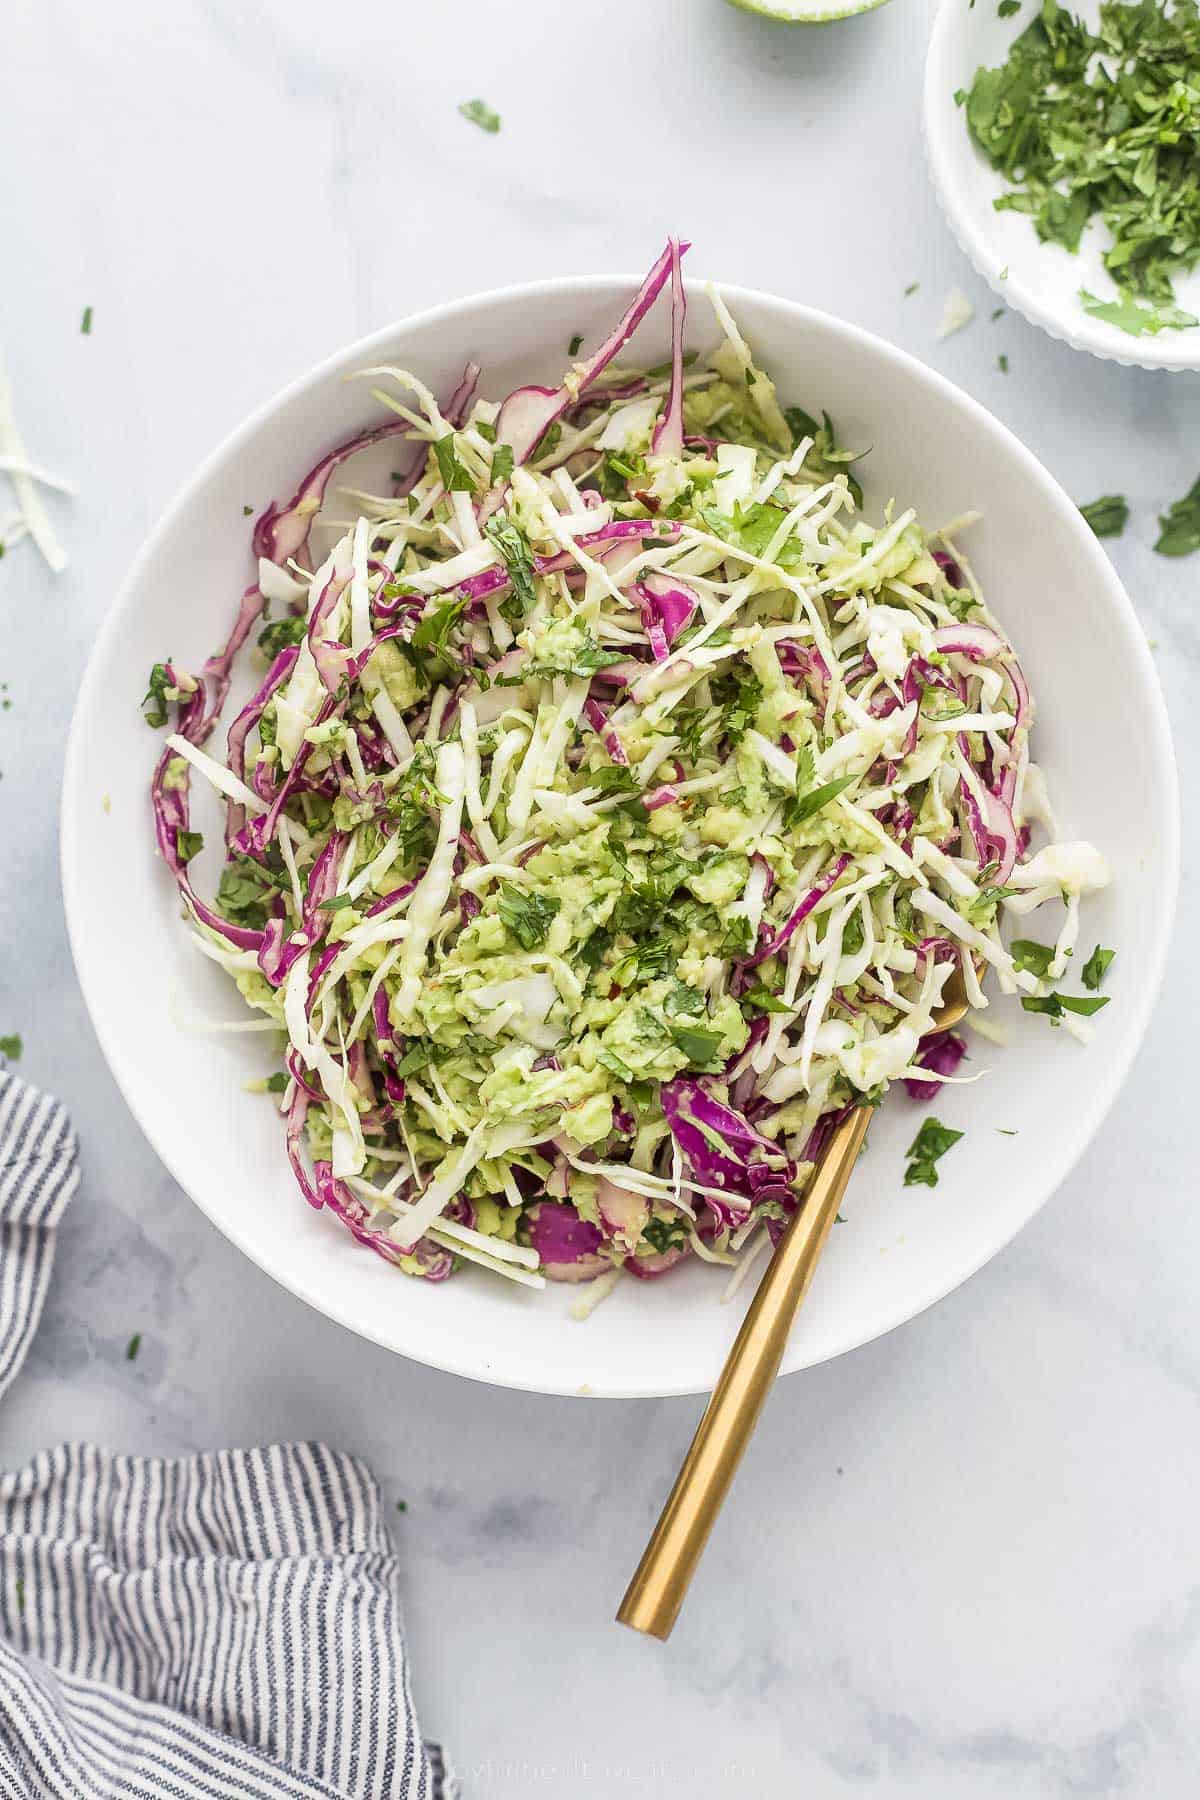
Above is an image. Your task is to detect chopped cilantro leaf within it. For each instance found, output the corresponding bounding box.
[784,775,856,829]
[1079,495,1129,540]
[413,594,467,666]
[393,1041,444,1079]
[80,305,93,334]
[568,333,583,356]
[175,829,203,864]
[642,1215,689,1254]
[498,884,560,950]
[668,1021,724,1067]
[903,1117,964,1188]
[484,513,536,612]
[125,1333,142,1362]
[459,98,500,133]
[491,443,514,484]
[597,1046,637,1084]
[1021,992,1110,1019]
[1154,475,1200,557]
[0,1033,22,1061]
[258,616,307,659]
[742,983,791,1015]
[663,980,705,1020]
[216,854,282,931]
[1079,291,1198,340]
[531,421,562,464]
[1081,944,1115,990]
[434,434,475,493]
[1009,937,1056,977]
[142,662,174,728]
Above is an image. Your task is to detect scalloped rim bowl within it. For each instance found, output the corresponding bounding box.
[924,0,1200,372]
[61,271,1178,1397]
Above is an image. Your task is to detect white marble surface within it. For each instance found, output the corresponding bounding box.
[1,0,1197,1793]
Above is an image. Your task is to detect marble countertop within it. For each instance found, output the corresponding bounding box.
[2,1,1197,1793]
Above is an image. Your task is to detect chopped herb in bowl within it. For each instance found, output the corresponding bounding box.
[961,0,1200,338]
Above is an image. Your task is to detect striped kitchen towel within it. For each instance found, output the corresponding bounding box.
[0,1072,456,1799]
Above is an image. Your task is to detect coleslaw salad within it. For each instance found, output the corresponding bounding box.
[144,239,1110,1301]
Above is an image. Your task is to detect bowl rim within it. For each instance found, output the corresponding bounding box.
[61,269,1181,1398]
[922,0,1200,374]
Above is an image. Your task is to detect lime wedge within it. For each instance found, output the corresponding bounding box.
[725,0,890,19]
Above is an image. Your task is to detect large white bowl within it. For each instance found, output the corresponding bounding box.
[924,0,1200,372]
[61,273,1178,1397]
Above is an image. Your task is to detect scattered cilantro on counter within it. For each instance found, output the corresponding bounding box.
[1154,475,1200,556]
[1079,495,1129,539]
[459,99,500,134]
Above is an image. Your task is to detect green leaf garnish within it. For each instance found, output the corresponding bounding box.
[903,1117,964,1188]
[667,1022,725,1068]
[216,854,283,930]
[484,513,536,612]
[141,662,174,728]
[1009,937,1056,977]
[1081,944,1115,990]
[742,983,792,1015]
[1079,495,1129,540]
[1154,475,1200,557]
[0,1033,22,1061]
[458,98,500,133]
[491,443,514,484]
[784,775,857,829]
[1079,291,1199,340]
[663,981,705,1020]
[1021,992,1110,1018]
[258,616,307,659]
[497,884,560,950]
[434,434,475,493]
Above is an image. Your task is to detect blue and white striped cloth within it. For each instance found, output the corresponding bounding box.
[0,1072,456,1799]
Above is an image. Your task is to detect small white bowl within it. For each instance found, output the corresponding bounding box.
[61,273,1178,1397]
[924,0,1200,372]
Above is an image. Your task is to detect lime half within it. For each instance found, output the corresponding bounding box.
[725,0,891,19]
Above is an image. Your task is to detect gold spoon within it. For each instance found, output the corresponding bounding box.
[617,966,970,1640]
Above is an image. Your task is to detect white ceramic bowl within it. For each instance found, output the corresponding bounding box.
[61,273,1178,1397]
[924,0,1200,372]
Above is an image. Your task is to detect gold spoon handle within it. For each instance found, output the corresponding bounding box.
[616,1102,872,1640]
